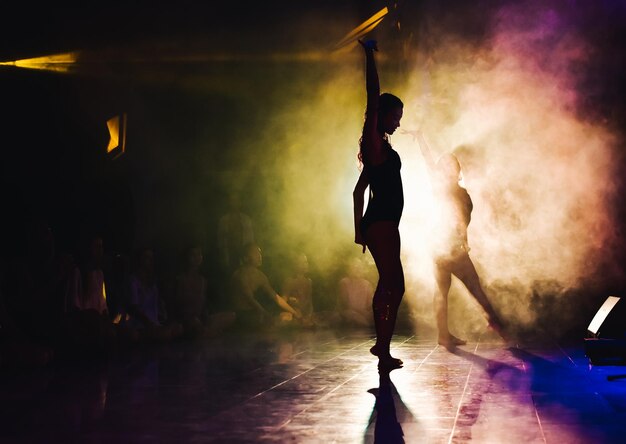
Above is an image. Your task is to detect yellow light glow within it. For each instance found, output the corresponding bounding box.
[107,116,120,152]
[0,52,78,73]
[106,113,127,158]
[334,7,389,50]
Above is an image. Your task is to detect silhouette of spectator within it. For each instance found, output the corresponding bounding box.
[107,253,132,323]
[5,218,73,347]
[127,247,181,342]
[62,234,116,351]
[62,253,82,315]
[76,236,108,314]
[217,192,254,307]
[230,243,301,330]
[218,193,255,272]
[171,244,235,338]
[338,256,375,328]
[281,252,315,327]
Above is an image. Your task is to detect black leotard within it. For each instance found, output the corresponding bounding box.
[360,143,404,233]
[433,180,473,258]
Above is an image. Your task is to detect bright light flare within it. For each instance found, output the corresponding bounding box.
[0,52,78,73]
[106,114,127,158]
[588,296,620,335]
[334,7,389,51]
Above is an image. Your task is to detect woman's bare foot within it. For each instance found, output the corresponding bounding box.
[488,316,510,342]
[370,345,403,368]
[377,355,403,369]
[450,334,466,345]
[438,333,467,349]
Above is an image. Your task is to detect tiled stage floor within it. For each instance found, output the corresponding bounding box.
[1,329,626,443]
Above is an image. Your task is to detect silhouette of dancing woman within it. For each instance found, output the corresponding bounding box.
[353,40,405,369]
[414,131,506,348]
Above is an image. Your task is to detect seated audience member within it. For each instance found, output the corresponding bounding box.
[230,243,302,330]
[338,256,375,328]
[172,244,234,338]
[109,253,132,319]
[106,253,140,343]
[76,236,108,314]
[281,252,315,327]
[63,235,116,349]
[217,192,255,308]
[106,253,132,322]
[127,247,181,342]
[6,219,67,344]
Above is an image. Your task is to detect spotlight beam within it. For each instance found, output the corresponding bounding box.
[0,52,78,73]
[334,7,389,51]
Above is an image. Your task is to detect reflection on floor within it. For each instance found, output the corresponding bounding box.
[1,329,625,443]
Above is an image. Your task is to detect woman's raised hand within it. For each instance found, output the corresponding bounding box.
[355,230,367,254]
[358,39,378,52]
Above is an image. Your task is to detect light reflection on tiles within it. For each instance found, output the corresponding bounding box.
[1,330,626,443]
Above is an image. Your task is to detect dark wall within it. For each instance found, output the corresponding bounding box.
[0,68,134,257]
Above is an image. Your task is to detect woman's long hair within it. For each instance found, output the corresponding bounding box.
[358,93,403,169]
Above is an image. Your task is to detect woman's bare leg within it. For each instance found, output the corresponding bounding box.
[452,253,506,337]
[434,259,467,348]
[365,221,405,367]
[434,261,452,344]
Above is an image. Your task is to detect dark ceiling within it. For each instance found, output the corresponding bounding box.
[0,2,374,60]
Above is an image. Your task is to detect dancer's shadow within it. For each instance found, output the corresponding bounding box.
[365,367,415,444]
[455,346,626,442]
[452,346,522,382]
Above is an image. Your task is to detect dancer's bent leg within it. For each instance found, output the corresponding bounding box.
[452,253,506,338]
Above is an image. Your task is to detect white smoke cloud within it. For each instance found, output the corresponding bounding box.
[395,1,619,334]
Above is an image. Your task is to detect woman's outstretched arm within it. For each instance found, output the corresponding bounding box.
[359,40,384,166]
[415,130,437,173]
[274,294,302,319]
[260,274,302,319]
[353,170,369,253]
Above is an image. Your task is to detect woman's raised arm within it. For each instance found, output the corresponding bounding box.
[415,130,437,174]
[359,40,384,166]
